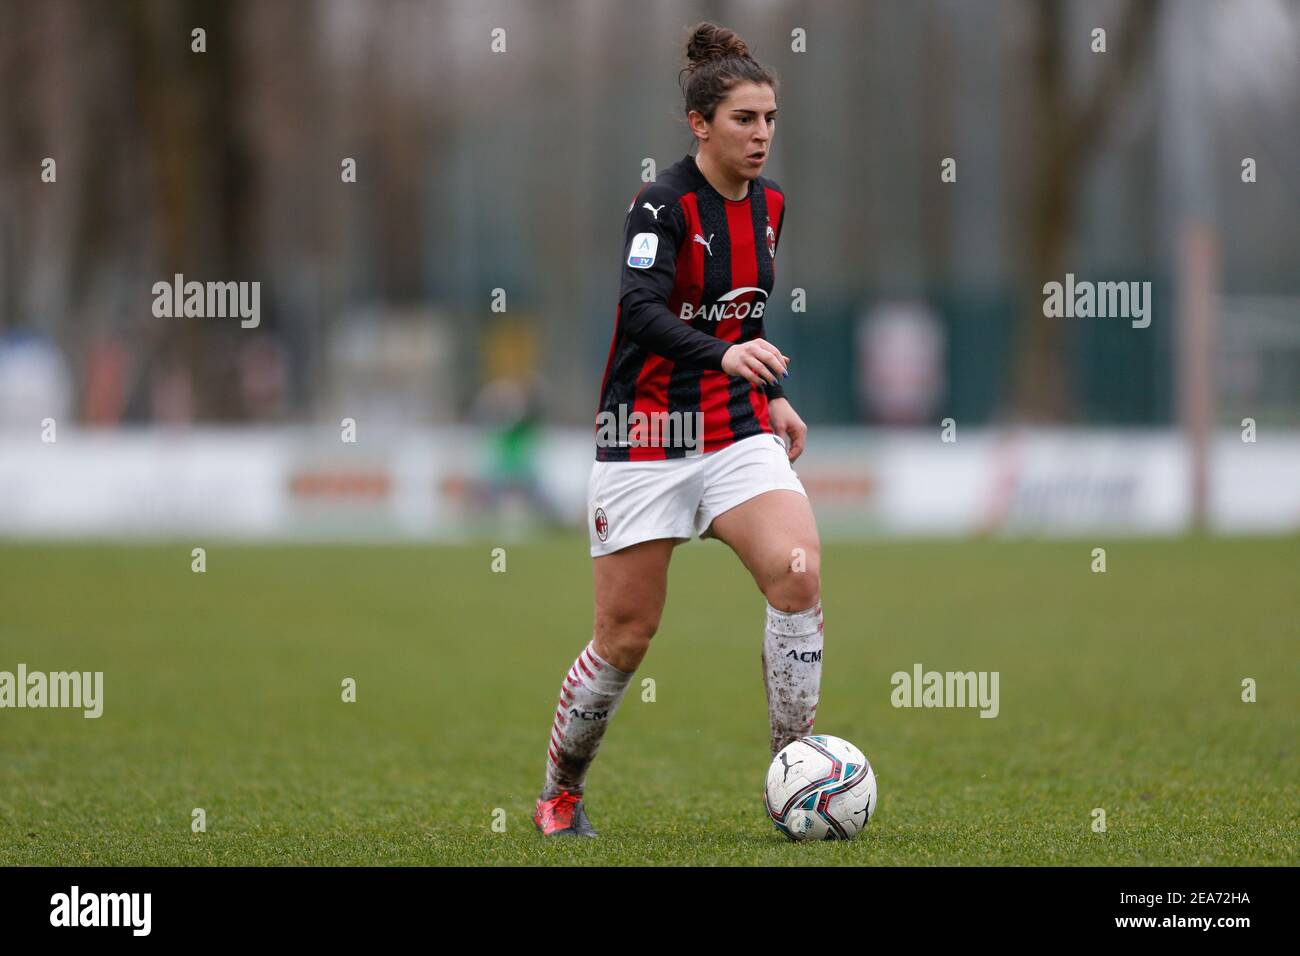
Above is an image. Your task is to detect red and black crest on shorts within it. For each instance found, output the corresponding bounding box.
[594,507,609,542]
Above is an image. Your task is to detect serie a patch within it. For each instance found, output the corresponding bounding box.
[627,232,658,268]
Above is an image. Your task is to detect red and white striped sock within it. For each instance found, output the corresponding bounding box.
[541,640,634,799]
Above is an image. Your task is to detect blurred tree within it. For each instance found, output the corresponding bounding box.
[1009,0,1159,422]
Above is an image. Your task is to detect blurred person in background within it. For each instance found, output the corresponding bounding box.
[0,327,73,428]
[856,301,945,425]
[470,374,562,531]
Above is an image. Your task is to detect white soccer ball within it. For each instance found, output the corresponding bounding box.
[764,735,876,841]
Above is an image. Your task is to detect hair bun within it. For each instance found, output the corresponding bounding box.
[685,22,750,68]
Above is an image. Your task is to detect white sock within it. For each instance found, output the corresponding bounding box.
[762,601,824,757]
[542,640,634,798]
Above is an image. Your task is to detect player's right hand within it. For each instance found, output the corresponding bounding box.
[722,338,789,387]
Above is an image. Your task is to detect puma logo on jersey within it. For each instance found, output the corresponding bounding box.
[642,202,665,221]
[693,233,714,256]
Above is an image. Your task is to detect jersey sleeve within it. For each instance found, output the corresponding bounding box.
[763,202,787,401]
[617,187,731,371]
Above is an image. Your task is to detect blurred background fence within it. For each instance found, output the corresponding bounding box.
[1,0,1298,538]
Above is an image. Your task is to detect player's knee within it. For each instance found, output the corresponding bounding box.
[595,609,659,667]
[764,558,821,613]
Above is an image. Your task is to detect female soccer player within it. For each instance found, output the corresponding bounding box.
[535,22,823,837]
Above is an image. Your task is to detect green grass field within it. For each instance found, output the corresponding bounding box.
[0,536,1296,866]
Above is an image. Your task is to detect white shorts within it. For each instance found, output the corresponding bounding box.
[587,432,808,557]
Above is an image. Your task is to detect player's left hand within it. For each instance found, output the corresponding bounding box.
[768,397,807,463]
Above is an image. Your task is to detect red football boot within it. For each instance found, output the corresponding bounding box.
[534,790,598,838]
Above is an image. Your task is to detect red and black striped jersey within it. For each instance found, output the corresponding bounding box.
[595,154,786,461]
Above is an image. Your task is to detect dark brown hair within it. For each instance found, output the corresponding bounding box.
[680,22,778,123]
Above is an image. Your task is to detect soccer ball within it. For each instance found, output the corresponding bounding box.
[764,735,876,841]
